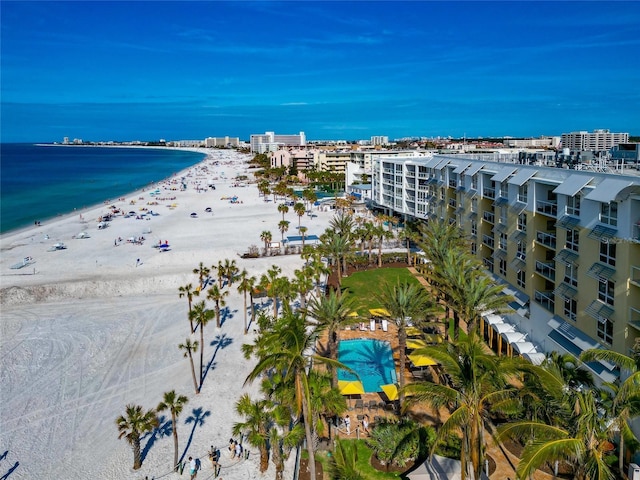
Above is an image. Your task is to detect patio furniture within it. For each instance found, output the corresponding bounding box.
[354,399,364,411]
[368,400,378,411]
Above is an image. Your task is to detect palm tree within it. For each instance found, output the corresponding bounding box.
[329,211,354,238]
[294,202,306,227]
[377,281,437,405]
[225,258,239,286]
[405,333,520,480]
[214,259,225,288]
[245,312,348,480]
[278,220,290,242]
[178,338,200,395]
[277,203,289,222]
[189,300,214,391]
[233,394,272,473]
[260,230,272,256]
[116,404,158,470]
[193,262,210,289]
[178,283,200,333]
[237,269,256,335]
[373,222,393,267]
[293,267,314,311]
[157,390,189,471]
[260,264,282,318]
[330,437,366,480]
[306,290,358,387]
[581,345,640,474]
[207,283,228,329]
[320,232,351,293]
[299,226,308,249]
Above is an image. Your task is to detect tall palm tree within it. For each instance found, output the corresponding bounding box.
[189,300,214,391]
[260,264,282,318]
[224,258,239,286]
[294,202,306,227]
[178,338,199,394]
[237,269,256,335]
[214,259,225,288]
[299,225,308,249]
[245,312,347,480]
[306,290,358,387]
[233,394,273,473]
[372,222,393,267]
[329,211,354,238]
[278,220,290,242]
[207,283,228,329]
[157,390,189,471]
[293,267,314,311]
[377,280,436,405]
[405,333,520,480]
[116,404,158,470]
[178,283,200,333]
[260,230,273,256]
[277,203,289,221]
[320,232,351,293]
[193,262,210,289]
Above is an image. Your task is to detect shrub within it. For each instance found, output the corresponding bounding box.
[366,418,435,468]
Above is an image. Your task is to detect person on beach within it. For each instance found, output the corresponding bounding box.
[188,456,197,479]
[234,441,242,460]
[209,446,220,476]
[228,438,235,457]
[362,414,370,434]
[344,414,351,435]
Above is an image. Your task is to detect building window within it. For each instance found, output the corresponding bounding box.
[471,174,478,190]
[518,213,527,232]
[518,184,528,203]
[499,258,507,276]
[499,206,507,225]
[597,317,613,344]
[471,198,477,212]
[600,202,618,226]
[500,181,508,198]
[471,242,477,255]
[471,221,477,236]
[517,241,526,261]
[564,263,578,287]
[564,298,577,322]
[566,194,581,216]
[598,279,614,306]
[517,269,526,288]
[599,241,616,266]
[499,232,507,250]
[566,229,579,252]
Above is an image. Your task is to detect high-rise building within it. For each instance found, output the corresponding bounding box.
[561,129,629,152]
[250,131,306,153]
[372,152,640,384]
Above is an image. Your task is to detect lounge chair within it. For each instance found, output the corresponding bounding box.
[354,399,364,412]
[368,400,378,411]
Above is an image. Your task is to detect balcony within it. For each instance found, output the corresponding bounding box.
[482,234,495,249]
[534,261,556,281]
[448,198,457,208]
[483,188,496,199]
[534,290,555,312]
[482,211,495,224]
[448,179,457,188]
[536,231,557,249]
[536,200,558,217]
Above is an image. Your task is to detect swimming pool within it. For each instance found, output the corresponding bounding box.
[338,339,397,392]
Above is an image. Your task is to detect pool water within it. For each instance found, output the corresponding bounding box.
[338,339,397,392]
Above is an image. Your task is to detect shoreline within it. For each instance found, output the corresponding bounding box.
[0,144,211,238]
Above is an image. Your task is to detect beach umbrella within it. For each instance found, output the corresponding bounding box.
[369,308,391,317]
[338,380,365,396]
[406,338,428,350]
[380,383,399,401]
[406,326,422,337]
[408,353,438,367]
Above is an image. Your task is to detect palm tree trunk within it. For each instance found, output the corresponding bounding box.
[199,326,204,391]
[172,415,179,470]
[250,292,256,327]
[188,352,199,394]
[243,293,248,335]
[329,330,338,388]
[260,445,269,472]
[216,303,221,328]
[377,241,383,267]
[132,438,142,469]
[470,416,481,480]
[301,384,317,480]
[398,326,407,407]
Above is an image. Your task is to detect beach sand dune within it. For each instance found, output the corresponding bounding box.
[0,149,335,479]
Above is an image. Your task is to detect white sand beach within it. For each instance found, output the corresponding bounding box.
[0,149,336,480]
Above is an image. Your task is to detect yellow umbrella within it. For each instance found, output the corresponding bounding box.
[406,338,428,350]
[408,353,438,367]
[338,380,365,395]
[380,383,399,401]
[406,326,422,337]
[424,333,443,344]
[369,308,390,317]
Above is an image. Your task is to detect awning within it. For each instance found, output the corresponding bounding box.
[494,223,508,234]
[452,162,471,174]
[493,197,509,207]
[523,352,546,365]
[512,341,538,355]
[554,249,579,265]
[502,331,527,344]
[585,300,615,320]
[509,201,527,215]
[464,163,485,177]
[508,169,538,186]
[511,230,526,242]
[547,316,618,382]
[492,323,516,334]
[556,215,580,230]
[510,257,526,271]
[484,314,504,326]
[491,167,517,183]
[588,224,617,242]
[424,157,442,168]
[586,262,616,281]
[553,283,578,299]
[553,176,594,197]
[493,249,507,260]
[583,178,635,203]
[434,159,450,171]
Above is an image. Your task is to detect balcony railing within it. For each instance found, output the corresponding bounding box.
[535,261,556,281]
[536,200,558,217]
[534,290,555,312]
[482,234,495,249]
[482,211,495,224]
[536,230,557,249]
[483,188,496,199]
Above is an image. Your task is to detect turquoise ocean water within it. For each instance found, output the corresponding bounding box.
[0,144,206,234]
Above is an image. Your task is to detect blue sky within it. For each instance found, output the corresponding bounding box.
[2,1,639,142]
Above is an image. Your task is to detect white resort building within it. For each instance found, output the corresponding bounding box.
[371,152,640,384]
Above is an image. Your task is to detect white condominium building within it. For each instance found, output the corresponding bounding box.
[561,129,629,152]
[250,131,306,153]
[372,153,640,384]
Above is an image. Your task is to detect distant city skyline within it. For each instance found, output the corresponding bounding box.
[1,1,639,143]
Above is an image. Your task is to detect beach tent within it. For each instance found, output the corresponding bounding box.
[407,455,490,480]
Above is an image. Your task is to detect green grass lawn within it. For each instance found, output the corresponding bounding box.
[341,267,420,316]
